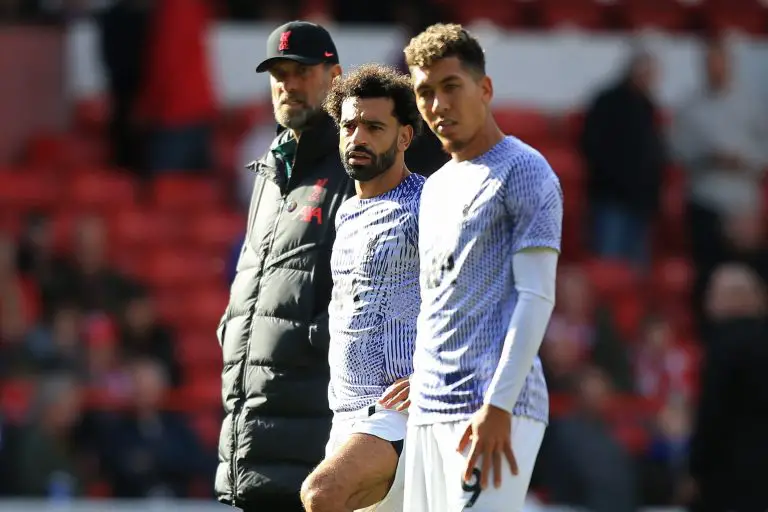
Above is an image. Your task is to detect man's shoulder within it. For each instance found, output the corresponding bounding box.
[503,139,557,184]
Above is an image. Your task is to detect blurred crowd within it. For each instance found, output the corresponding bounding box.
[0,212,216,499]
[0,0,767,510]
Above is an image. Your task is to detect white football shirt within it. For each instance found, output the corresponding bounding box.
[328,173,425,413]
[411,137,563,425]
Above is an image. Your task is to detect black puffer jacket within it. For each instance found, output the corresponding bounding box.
[215,114,353,507]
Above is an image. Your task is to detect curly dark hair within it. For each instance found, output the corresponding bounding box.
[323,64,422,135]
[404,23,485,77]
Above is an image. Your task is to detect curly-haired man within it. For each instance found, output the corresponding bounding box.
[300,64,426,512]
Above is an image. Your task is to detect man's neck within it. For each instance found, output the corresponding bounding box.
[356,163,410,199]
[453,119,505,162]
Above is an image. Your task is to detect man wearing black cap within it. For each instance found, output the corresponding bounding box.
[215,21,354,511]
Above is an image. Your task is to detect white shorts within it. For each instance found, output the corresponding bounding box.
[325,405,408,512]
[404,416,546,512]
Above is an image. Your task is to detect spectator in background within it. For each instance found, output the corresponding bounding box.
[119,288,182,387]
[542,265,633,393]
[14,373,89,497]
[672,38,768,314]
[98,358,211,498]
[581,48,666,270]
[15,211,65,288]
[0,234,39,376]
[539,366,638,512]
[717,206,768,292]
[634,315,695,405]
[84,314,132,400]
[24,303,88,377]
[47,216,135,317]
[137,0,216,173]
[641,398,693,506]
[97,0,151,172]
[689,263,768,511]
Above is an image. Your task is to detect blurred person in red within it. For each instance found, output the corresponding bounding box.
[119,287,182,387]
[634,315,696,405]
[538,366,638,512]
[581,48,667,271]
[672,37,768,318]
[542,265,633,393]
[689,263,768,511]
[216,21,352,512]
[137,0,216,173]
[97,0,151,171]
[13,373,89,498]
[84,314,132,400]
[96,357,213,498]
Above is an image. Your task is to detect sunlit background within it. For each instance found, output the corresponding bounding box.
[1,0,768,511]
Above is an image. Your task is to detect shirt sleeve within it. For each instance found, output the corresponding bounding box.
[504,152,563,254]
[484,249,558,413]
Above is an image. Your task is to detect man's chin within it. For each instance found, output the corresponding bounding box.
[275,107,314,131]
[345,165,382,182]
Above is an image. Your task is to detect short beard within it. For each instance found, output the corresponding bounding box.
[341,138,398,182]
[274,104,321,132]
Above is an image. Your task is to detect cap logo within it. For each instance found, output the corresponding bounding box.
[278,31,291,52]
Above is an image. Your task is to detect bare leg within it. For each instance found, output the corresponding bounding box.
[301,432,400,512]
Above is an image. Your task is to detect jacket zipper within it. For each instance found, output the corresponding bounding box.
[231,194,287,505]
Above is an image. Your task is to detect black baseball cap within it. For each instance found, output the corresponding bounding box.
[256,21,340,73]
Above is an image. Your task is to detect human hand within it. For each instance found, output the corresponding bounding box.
[378,376,410,411]
[457,404,518,490]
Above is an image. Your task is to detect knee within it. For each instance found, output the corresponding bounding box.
[300,473,342,512]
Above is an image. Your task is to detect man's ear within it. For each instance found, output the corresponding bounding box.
[329,64,342,82]
[398,124,415,152]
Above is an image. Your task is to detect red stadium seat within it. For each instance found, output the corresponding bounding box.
[66,171,138,211]
[702,0,767,35]
[613,293,646,340]
[539,146,583,185]
[561,110,585,143]
[176,332,222,380]
[190,412,222,449]
[494,107,553,146]
[25,132,107,169]
[451,0,522,27]
[620,0,690,31]
[585,258,640,301]
[175,381,223,410]
[73,96,109,134]
[652,257,694,303]
[140,247,225,290]
[151,175,223,212]
[179,288,230,331]
[538,0,605,29]
[186,211,246,250]
[0,379,35,423]
[111,208,175,251]
[613,423,650,455]
[0,172,59,210]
